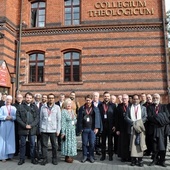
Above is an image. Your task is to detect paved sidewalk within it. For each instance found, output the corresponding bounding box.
[1,136,170,170]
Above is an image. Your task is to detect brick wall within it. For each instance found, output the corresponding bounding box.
[0,0,169,103]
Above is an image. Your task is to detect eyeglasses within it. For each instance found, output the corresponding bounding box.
[48,97,54,99]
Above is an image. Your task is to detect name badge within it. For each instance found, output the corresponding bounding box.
[48,117,51,121]
[87,117,90,122]
[104,114,107,119]
[72,120,75,125]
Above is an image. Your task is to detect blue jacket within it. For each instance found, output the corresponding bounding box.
[77,104,101,133]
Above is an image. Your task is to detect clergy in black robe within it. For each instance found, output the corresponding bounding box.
[115,94,131,162]
[147,93,169,167]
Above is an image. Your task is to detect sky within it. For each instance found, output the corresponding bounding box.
[165,0,170,11]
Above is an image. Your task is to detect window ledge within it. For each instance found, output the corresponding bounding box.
[22,83,46,86]
[58,81,83,85]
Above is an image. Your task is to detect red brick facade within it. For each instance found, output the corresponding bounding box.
[0,0,169,103]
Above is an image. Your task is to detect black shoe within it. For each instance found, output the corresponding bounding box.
[40,159,48,166]
[14,152,19,156]
[109,156,113,161]
[149,161,156,166]
[81,156,87,163]
[58,146,61,151]
[52,158,58,165]
[96,151,101,155]
[160,162,167,167]
[31,159,38,165]
[138,162,144,167]
[89,157,95,163]
[18,159,25,165]
[131,162,135,166]
[121,158,126,162]
[100,155,105,161]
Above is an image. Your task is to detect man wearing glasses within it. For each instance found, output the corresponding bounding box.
[39,93,61,166]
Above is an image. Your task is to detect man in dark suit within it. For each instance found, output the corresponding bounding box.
[147,93,169,167]
[98,91,116,161]
[0,92,7,107]
[16,92,39,165]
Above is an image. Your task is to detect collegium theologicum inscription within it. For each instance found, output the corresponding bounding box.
[88,1,154,17]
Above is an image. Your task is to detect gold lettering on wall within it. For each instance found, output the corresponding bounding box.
[89,1,154,17]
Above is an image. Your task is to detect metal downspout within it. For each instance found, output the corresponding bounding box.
[162,0,170,102]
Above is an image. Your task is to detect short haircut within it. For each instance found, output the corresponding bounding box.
[103,91,110,95]
[25,92,34,98]
[48,93,55,98]
[132,94,139,99]
[70,91,75,94]
[85,94,93,99]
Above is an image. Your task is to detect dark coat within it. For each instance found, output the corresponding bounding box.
[0,100,5,107]
[147,104,169,135]
[98,102,116,134]
[147,103,170,150]
[16,102,39,135]
[77,104,101,133]
[115,103,131,160]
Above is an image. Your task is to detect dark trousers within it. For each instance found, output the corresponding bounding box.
[15,122,20,155]
[19,135,36,160]
[41,132,57,159]
[36,134,42,159]
[113,132,118,154]
[95,133,101,152]
[152,137,167,163]
[82,129,95,157]
[101,130,113,156]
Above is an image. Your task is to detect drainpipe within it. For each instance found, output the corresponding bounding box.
[16,0,23,95]
[162,0,170,102]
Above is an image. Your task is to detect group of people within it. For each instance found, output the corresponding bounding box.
[0,91,170,167]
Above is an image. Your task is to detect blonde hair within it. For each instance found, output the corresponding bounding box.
[62,98,72,109]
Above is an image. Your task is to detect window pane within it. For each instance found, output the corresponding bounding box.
[72,52,79,59]
[39,22,45,27]
[73,73,80,81]
[38,54,44,60]
[39,2,45,8]
[39,16,45,21]
[73,0,80,5]
[30,64,36,82]
[73,7,79,13]
[32,2,38,8]
[38,66,43,82]
[37,62,44,66]
[65,20,71,25]
[73,65,79,74]
[65,14,71,20]
[65,0,71,6]
[64,61,71,67]
[73,61,79,66]
[73,20,80,25]
[73,13,79,20]
[30,54,36,61]
[64,53,71,60]
[39,9,45,15]
[64,75,71,82]
[65,7,71,13]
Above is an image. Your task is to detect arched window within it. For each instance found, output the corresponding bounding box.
[29,53,44,82]
[31,1,46,27]
[64,51,80,82]
[64,0,80,25]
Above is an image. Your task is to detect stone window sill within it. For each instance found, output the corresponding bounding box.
[58,81,83,85]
